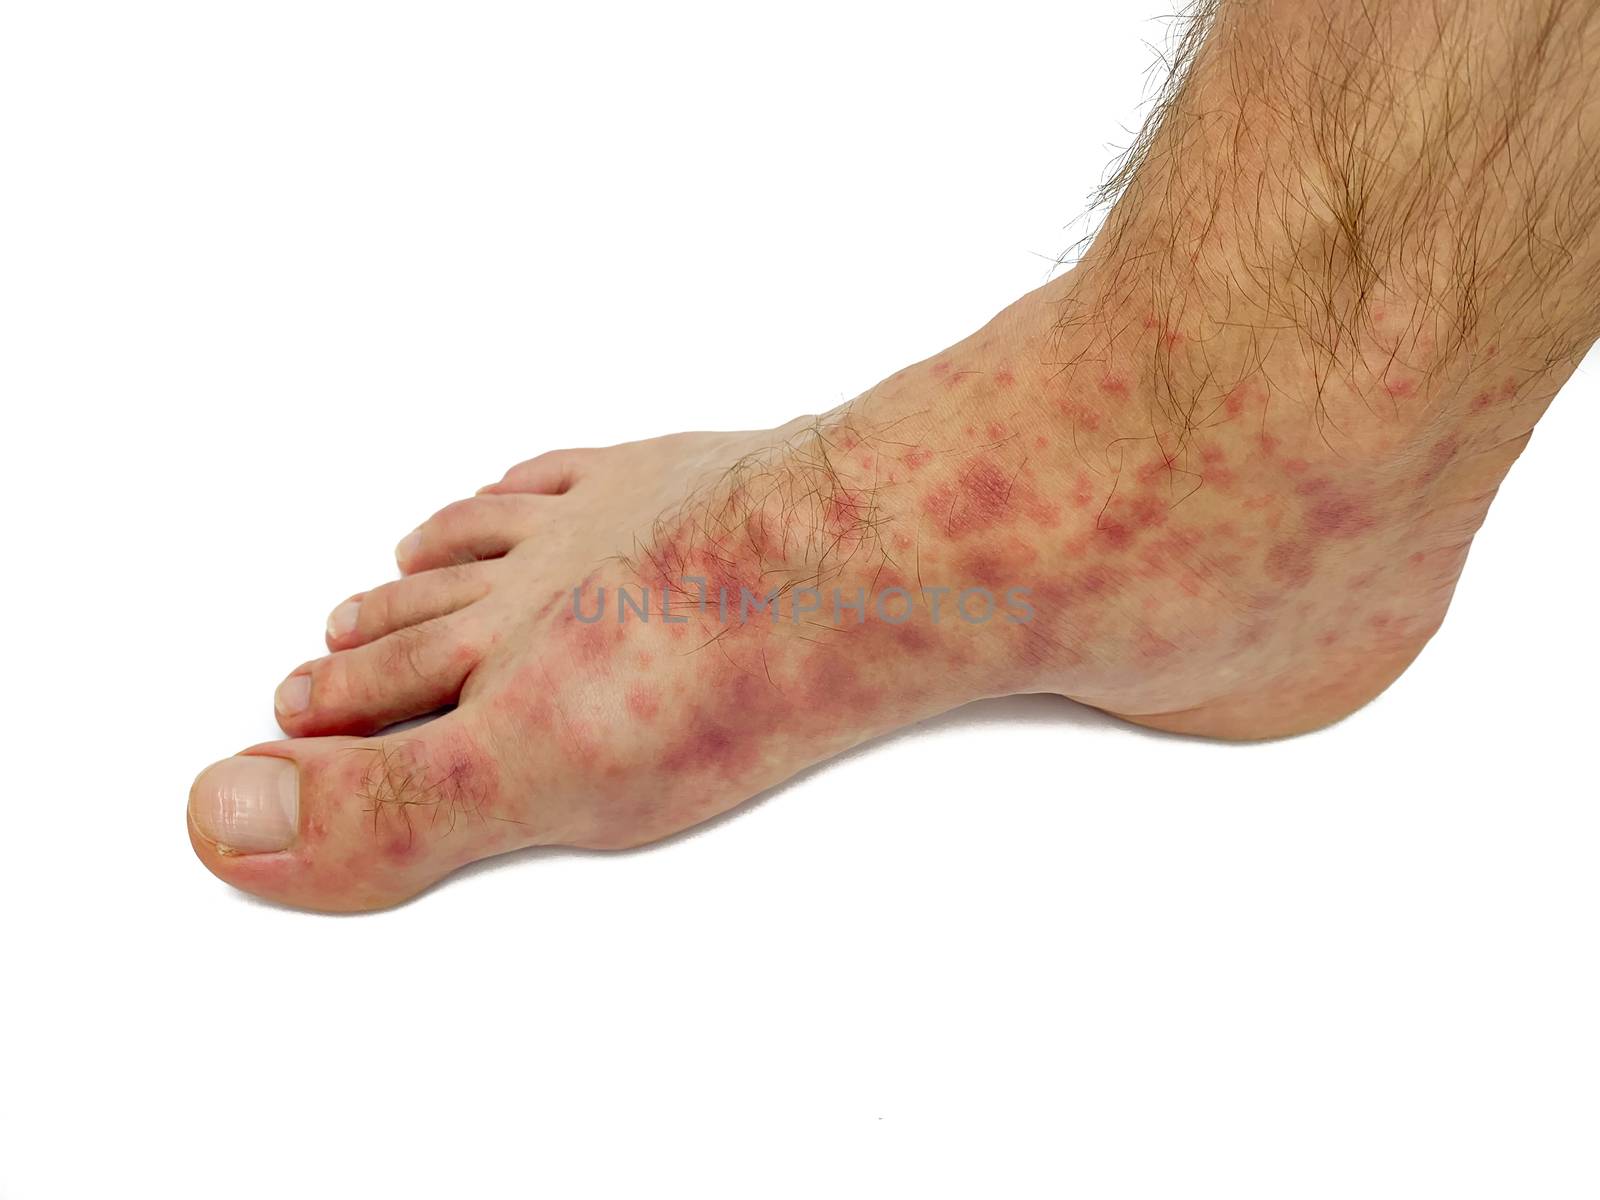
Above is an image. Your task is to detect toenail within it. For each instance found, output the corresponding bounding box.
[327,599,361,641]
[396,528,422,564]
[189,756,299,854]
[275,673,312,716]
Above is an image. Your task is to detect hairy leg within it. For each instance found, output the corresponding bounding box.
[189,0,1600,909]
[1036,0,1600,730]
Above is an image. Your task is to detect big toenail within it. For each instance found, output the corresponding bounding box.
[275,673,312,716]
[189,757,299,854]
[396,529,422,564]
[327,599,361,641]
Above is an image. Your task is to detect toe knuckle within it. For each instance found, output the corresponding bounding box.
[309,656,353,712]
[362,583,397,632]
[439,498,482,525]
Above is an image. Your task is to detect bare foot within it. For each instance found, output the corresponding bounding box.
[187,253,1562,910]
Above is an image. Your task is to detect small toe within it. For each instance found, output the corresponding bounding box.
[279,614,487,737]
[396,494,545,575]
[188,715,537,912]
[326,563,493,650]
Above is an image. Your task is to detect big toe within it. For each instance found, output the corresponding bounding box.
[187,715,538,912]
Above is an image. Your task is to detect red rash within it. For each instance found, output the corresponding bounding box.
[1058,401,1103,431]
[1264,538,1316,588]
[958,537,1038,591]
[922,456,1059,538]
[570,620,623,670]
[1095,517,1133,551]
[1070,473,1096,508]
[1472,377,1518,411]
[1304,490,1376,538]
[1417,435,1458,486]
[626,685,660,722]
[1129,495,1168,530]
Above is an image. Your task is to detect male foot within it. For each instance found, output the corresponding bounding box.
[190,0,1600,910]
[188,255,1560,910]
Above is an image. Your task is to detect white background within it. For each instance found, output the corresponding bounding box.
[2,2,1596,1196]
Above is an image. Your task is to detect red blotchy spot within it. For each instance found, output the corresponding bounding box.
[931,360,952,376]
[626,685,660,722]
[1099,375,1129,398]
[1200,447,1234,490]
[1307,492,1376,538]
[1136,456,1172,486]
[1130,495,1168,529]
[891,615,934,654]
[1417,434,1458,486]
[858,454,874,469]
[959,538,1037,591]
[994,368,1016,389]
[1058,401,1102,431]
[800,650,877,714]
[570,619,622,669]
[1137,628,1180,660]
[1224,386,1249,417]
[1096,517,1133,550]
[892,531,913,552]
[924,457,1057,537]
[1263,539,1316,588]
[902,447,934,472]
[668,724,744,777]
[1259,433,1279,457]
[1283,457,1309,476]
[1384,377,1416,399]
[383,832,421,863]
[1034,435,1048,450]
[985,421,1007,441]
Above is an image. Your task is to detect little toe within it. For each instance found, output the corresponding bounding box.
[396,494,544,575]
[326,563,493,651]
[187,715,537,912]
[278,614,487,737]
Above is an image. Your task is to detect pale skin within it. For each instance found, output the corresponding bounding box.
[189,0,1600,911]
